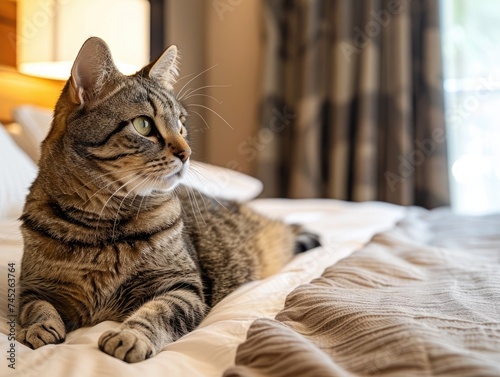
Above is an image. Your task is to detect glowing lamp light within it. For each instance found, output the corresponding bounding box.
[17,0,150,80]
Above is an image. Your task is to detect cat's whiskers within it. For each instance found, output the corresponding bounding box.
[185,103,233,130]
[73,170,144,215]
[111,175,152,240]
[187,176,208,216]
[121,175,150,212]
[184,182,204,228]
[68,166,149,201]
[189,110,210,129]
[183,174,210,216]
[173,185,201,243]
[183,93,223,105]
[97,174,145,231]
[129,176,151,212]
[134,189,149,220]
[186,178,208,225]
[187,167,229,211]
[176,64,218,101]
[135,176,160,219]
[177,77,230,131]
[180,84,230,101]
[63,171,141,226]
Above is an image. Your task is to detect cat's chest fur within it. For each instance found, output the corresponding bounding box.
[20,194,199,328]
[79,237,192,322]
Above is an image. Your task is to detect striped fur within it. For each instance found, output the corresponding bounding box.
[17,38,320,363]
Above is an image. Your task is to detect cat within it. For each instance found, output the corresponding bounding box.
[17,37,320,363]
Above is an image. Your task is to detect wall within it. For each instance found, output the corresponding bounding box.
[165,0,208,161]
[165,0,262,176]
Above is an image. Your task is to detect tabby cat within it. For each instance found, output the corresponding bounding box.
[17,37,320,363]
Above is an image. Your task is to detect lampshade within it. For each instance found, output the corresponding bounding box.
[17,0,150,80]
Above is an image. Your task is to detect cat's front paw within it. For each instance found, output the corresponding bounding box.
[18,320,66,349]
[294,230,322,254]
[98,328,155,363]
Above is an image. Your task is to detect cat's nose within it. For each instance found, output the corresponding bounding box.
[174,148,191,163]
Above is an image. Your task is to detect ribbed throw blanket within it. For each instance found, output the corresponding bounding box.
[224,208,500,377]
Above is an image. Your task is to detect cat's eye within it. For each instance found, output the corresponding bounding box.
[132,116,152,136]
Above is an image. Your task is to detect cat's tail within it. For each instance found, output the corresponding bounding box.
[291,225,321,254]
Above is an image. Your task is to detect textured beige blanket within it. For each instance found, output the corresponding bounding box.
[224,208,500,377]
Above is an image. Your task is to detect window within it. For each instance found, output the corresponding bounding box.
[441,0,500,214]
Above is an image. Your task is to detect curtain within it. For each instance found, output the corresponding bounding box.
[257,0,449,209]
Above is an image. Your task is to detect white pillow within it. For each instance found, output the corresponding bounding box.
[186,161,263,202]
[0,124,38,220]
[10,106,263,202]
[12,105,53,163]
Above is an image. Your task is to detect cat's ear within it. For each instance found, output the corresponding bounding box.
[69,37,121,105]
[145,45,179,90]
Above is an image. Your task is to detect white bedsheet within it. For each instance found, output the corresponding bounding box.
[0,199,404,376]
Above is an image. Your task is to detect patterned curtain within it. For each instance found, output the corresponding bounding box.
[257,0,449,209]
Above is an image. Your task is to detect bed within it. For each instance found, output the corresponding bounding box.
[0,103,500,377]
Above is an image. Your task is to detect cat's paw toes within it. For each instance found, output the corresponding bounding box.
[18,320,66,349]
[98,328,155,363]
[295,231,322,253]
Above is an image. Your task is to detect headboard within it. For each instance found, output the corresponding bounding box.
[0,0,64,123]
